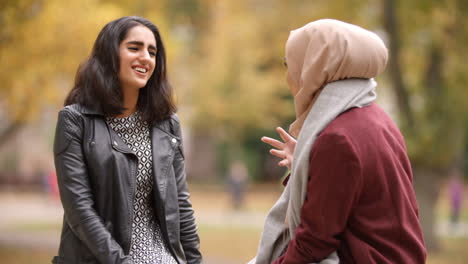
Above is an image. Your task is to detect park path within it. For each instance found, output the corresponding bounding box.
[0,188,467,263]
[0,189,267,264]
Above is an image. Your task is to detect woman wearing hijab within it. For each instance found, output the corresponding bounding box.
[250,19,426,264]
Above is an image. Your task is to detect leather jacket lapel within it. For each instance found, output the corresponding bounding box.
[151,122,179,204]
[107,123,134,154]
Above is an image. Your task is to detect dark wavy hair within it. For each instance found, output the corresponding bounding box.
[65,16,176,124]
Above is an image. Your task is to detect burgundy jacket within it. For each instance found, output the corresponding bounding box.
[273,104,426,264]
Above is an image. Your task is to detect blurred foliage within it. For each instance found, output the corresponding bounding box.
[0,0,123,121]
[0,0,467,175]
[187,0,378,140]
[394,0,468,170]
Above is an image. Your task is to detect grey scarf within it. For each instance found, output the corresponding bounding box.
[249,78,377,264]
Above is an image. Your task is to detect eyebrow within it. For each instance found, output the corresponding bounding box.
[126,41,157,51]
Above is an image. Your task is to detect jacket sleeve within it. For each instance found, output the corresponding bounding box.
[171,116,203,264]
[54,107,132,264]
[273,132,362,264]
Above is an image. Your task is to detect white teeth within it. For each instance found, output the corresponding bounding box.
[134,67,147,73]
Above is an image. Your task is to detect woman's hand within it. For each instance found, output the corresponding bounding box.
[261,127,296,170]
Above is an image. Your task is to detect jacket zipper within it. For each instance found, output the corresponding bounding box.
[127,155,138,255]
[106,121,139,256]
[156,148,179,263]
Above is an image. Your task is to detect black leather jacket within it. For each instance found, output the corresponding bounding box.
[52,104,202,264]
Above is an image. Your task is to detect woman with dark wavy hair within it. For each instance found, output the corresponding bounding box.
[53,16,202,264]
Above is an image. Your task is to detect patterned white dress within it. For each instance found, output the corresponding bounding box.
[107,112,177,264]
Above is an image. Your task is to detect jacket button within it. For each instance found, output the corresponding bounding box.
[90,141,96,146]
[171,138,177,143]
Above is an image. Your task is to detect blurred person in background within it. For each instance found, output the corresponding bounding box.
[227,160,248,209]
[250,19,426,264]
[449,168,464,233]
[53,16,202,264]
[43,169,59,202]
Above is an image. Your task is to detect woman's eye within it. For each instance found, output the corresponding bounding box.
[128,47,138,51]
[149,51,156,57]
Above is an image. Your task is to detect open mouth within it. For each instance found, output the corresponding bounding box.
[132,66,148,74]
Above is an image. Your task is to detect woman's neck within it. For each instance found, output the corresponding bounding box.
[118,88,139,118]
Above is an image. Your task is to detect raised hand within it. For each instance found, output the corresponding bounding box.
[261,127,296,170]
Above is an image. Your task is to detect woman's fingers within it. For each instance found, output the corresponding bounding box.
[261,127,294,170]
[261,136,284,149]
[276,127,295,143]
[270,149,285,159]
[278,159,290,167]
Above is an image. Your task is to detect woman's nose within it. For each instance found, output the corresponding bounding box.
[139,50,152,62]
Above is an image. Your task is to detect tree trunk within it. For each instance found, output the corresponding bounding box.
[382,0,414,128]
[382,0,443,252]
[412,167,442,252]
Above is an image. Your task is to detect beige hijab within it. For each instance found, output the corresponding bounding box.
[286,19,388,137]
[250,20,388,264]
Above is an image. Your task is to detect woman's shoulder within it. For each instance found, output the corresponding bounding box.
[59,104,102,117]
[57,104,85,120]
[153,113,182,137]
[56,104,97,130]
[168,113,182,135]
[150,112,181,135]
[59,104,80,113]
[170,113,180,124]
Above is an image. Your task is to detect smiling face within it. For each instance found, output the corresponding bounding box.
[118,25,157,93]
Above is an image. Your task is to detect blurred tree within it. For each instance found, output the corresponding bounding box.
[186,0,297,180]
[191,1,291,135]
[185,0,374,179]
[382,0,468,251]
[0,0,41,147]
[0,0,123,148]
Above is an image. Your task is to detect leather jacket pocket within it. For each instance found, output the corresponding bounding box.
[80,242,97,263]
[77,222,114,264]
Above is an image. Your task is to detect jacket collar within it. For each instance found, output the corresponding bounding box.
[98,109,178,205]
[75,103,174,136]
[108,115,180,205]
[78,104,105,116]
